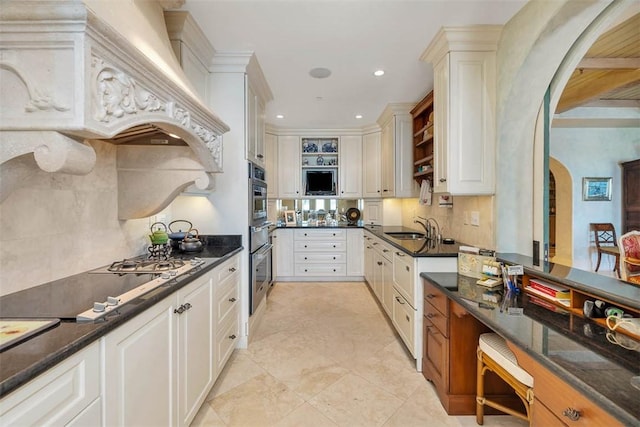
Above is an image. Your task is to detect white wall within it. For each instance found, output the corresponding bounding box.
[550,127,640,271]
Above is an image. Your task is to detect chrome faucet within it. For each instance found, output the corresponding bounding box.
[414,216,441,242]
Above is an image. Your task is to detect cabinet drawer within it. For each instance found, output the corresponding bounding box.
[294,229,346,240]
[217,255,239,283]
[0,342,101,426]
[532,400,566,426]
[534,360,624,426]
[424,280,448,316]
[294,263,347,276]
[424,300,449,337]
[393,251,414,305]
[215,317,238,374]
[215,275,239,328]
[371,240,394,261]
[423,315,449,390]
[392,289,416,356]
[294,252,346,264]
[294,240,346,252]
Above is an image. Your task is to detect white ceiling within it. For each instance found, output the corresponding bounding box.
[183,0,526,130]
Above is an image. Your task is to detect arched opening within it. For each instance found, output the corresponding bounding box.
[549,158,573,266]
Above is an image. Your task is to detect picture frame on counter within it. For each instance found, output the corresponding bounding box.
[284,210,297,226]
[582,177,612,201]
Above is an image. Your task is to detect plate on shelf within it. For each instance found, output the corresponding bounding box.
[303,141,318,153]
[322,141,338,152]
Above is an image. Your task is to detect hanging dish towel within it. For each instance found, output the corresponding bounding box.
[419,179,432,206]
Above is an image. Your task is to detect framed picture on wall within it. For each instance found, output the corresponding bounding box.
[582,177,612,201]
[284,210,297,226]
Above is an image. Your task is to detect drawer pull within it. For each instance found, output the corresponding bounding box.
[395,296,405,304]
[229,267,237,272]
[373,242,378,246]
[184,303,192,310]
[562,408,581,421]
[229,334,237,340]
[229,297,237,302]
[406,315,410,322]
[174,305,185,314]
[395,252,405,257]
[427,313,435,318]
[382,249,389,253]
[377,261,383,266]
[426,294,436,299]
[405,266,410,272]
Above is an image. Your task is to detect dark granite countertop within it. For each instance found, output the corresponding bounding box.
[0,235,243,398]
[498,253,640,311]
[274,223,464,257]
[363,225,466,257]
[420,272,640,425]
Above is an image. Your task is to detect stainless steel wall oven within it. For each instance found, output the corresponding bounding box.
[249,162,272,315]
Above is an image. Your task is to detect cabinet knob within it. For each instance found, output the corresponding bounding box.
[562,408,581,421]
[304,256,308,260]
[304,233,308,236]
[333,257,336,260]
[341,191,344,194]
[229,297,237,302]
[333,269,336,272]
[184,303,192,310]
[174,305,185,314]
[405,266,410,272]
[439,178,446,183]
[395,252,405,257]
[377,261,383,266]
[333,245,336,248]
[229,267,236,272]
[406,315,410,322]
[382,249,389,253]
[229,334,237,340]
[304,245,308,248]
[257,154,264,159]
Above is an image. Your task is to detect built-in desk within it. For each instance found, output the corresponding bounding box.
[420,270,639,425]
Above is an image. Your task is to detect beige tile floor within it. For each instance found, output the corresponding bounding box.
[191,282,528,427]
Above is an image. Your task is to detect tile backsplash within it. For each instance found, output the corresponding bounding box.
[0,140,151,296]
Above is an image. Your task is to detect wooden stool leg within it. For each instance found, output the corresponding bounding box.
[476,348,485,425]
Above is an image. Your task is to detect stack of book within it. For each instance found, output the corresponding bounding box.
[526,278,570,306]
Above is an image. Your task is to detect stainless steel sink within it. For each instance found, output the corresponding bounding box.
[384,232,426,240]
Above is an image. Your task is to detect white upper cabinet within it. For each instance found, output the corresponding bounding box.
[277,135,301,198]
[265,132,278,198]
[362,131,382,198]
[246,77,268,167]
[338,135,362,198]
[421,26,500,195]
[377,104,418,198]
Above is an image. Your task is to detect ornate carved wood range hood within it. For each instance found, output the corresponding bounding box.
[0,0,230,219]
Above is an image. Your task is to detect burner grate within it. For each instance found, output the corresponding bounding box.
[107,258,185,273]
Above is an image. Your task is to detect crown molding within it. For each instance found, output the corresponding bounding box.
[420,25,503,64]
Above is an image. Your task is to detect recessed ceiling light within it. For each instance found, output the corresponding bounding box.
[355,114,363,119]
[373,70,385,77]
[276,114,284,119]
[309,67,332,79]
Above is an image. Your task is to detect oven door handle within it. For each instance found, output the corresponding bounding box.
[255,243,273,257]
[251,222,273,232]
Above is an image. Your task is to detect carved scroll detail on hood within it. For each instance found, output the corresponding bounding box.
[0,0,229,218]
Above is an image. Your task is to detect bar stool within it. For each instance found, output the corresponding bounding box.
[476,333,534,425]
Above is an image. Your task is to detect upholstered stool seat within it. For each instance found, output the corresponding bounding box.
[476,333,533,425]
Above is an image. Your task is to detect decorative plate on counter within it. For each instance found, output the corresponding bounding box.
[346,207,361,224]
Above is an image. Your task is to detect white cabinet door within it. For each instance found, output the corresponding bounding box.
[382,255,394,316]
[362,131,382,198]
[433,51,496,195]
[380,119,395,197]
[273,229,294,277]
[277,136,301,198]
[338,135,362,198]
[178,274,214,427]
[393,113,418,198]
[265,132,278,198]
[363,233,375,285]
[346,229,364,276]
[246,78,258,164]
[0,342,101,427]
[104,296,178,427]
[362,200,382,225]
[433,55,449,194]
[256,96,266,165]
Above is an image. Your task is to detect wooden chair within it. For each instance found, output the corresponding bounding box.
[476,333,533,425]
[590,223,620,278]
[618,230,640,285]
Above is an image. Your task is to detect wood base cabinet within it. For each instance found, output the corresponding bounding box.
[422,279,521,415]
